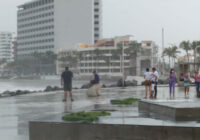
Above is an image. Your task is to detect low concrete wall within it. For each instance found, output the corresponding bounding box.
[29,121,200,140]
[138,100,176,120]
[138,100,200,121]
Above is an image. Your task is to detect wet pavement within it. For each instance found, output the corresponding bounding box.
[0,85,199,140]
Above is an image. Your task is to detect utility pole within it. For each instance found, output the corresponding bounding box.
[122,40,125,87]
[162,28,165,75]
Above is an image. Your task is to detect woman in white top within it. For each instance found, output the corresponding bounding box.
[144,68,152,98]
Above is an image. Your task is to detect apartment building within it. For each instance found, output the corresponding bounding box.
[0,32,15,62]
[17,0,102,59]
[56,36,158,76]
[79,37,158,76]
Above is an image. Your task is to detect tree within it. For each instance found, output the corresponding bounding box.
[191,41,200,70]
[58,52,78,68]
[179,41,191,63]
[16,59,32,74]
[32,51,43,74]
[125,41,141,57]
[162,46,180,68]
[44,51,57,64]
[170,45,180,67]
[162,47,173,68]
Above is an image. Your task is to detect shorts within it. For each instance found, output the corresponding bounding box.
[145,80,151,86]
[64,83,72,91]
[184,83,190,87]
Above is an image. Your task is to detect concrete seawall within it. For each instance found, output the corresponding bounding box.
[29,121,200,140]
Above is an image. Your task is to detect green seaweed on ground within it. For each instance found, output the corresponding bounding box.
[62,111,111,123]
[111,98,140,105]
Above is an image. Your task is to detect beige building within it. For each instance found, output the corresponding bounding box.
[57,36,158,76]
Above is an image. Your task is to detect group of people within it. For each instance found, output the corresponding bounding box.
[61,66,200,102]
[61,67,100,102]
[145,66,200,99]
[181,71,200,98]
[144,67,159,99]
[170,70,200,99]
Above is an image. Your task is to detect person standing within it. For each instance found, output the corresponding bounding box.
[184,73,191,99]
[152,67,159,99]
[192,71,200,97]
[169,69,176,99]
[144,68,152,98]
[61,67,73,102]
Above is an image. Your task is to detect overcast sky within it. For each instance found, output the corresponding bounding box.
[1,0,200,50]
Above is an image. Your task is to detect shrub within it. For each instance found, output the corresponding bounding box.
[62,111,111,123]
[111,98,140,105]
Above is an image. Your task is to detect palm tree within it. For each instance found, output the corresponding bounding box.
[191,41,200,70]
[16,58,32,74]
[58,53,78,68]
[125,41,141,57]
[162,47,173,68]
[170,45,180,67]
[45,51,57,64]
[179,41,191,63]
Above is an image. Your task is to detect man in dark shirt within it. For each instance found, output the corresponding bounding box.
[91,71,100,85]
[61,67,73,102]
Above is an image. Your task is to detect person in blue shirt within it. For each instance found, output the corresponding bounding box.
[88,71,101,96]
[91,71,100,85]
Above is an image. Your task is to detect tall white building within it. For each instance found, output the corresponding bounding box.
[0,32,15,62]
[17,0,102,59]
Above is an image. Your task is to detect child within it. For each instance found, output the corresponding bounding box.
[151,81,155,99]
[184,73,191,99]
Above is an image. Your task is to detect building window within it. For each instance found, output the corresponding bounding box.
[94,9,99,12]
[94,21,99,24]
[94,15,99,18]
[94,34,99,37]
[94,2,99,5]
[94,27,99,31]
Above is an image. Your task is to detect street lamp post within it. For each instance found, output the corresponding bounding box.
[122,41,125,87]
